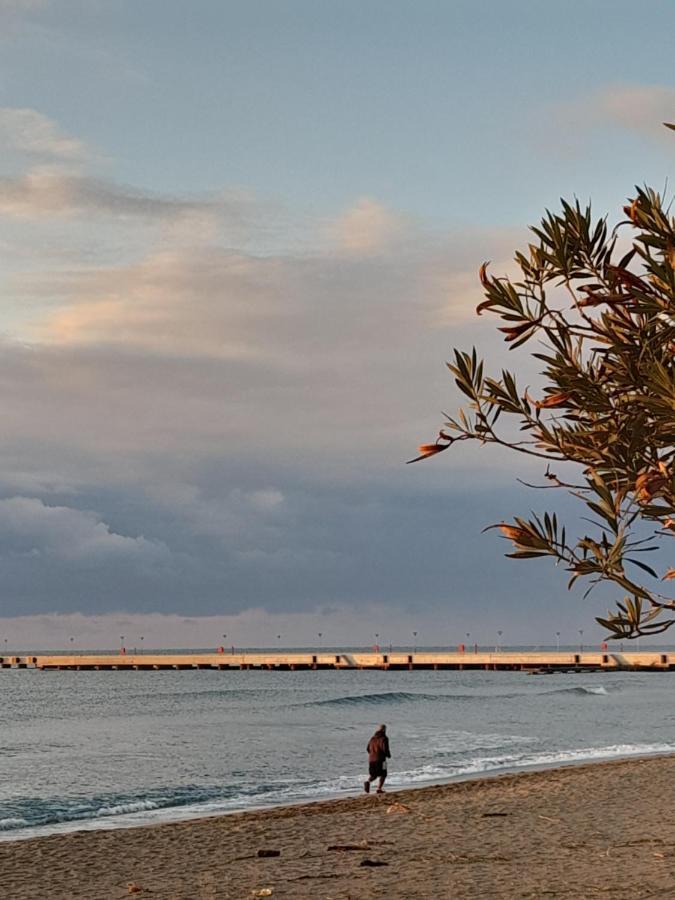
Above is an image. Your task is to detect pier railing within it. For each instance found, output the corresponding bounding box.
[1,650,673,671]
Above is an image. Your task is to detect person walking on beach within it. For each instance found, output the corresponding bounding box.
[364,724,390,794]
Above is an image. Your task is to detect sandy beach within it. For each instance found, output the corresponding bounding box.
[2,756,675,899]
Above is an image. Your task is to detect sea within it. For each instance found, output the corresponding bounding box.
[2,656,675,841]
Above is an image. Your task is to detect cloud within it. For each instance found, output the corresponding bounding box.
[557,83,675,148]
[0,108,536,623]
[330,197,409,255]
[249,488,284,511]
[0,496,169,563]
[30,228,510,358]
[594,84,675,136]
[0,107,257,240]
[0,107,87,163]
[0,206,524,517]
[145,484,287,546]
[0,226,523,500]
[0,210,571,627]
[0,171,229,222]
[0,473,606,635]
[1,599,607,651]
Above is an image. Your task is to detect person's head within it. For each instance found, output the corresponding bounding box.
[377,724,386,734]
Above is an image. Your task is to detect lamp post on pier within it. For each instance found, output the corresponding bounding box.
[555,631,560,652]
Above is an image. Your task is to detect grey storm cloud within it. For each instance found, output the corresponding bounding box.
[0,495,168,563]
[0,218,524,619]
[0,476,582,621]
[0,109,545,625]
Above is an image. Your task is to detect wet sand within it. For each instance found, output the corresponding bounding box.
[2,755,675,899]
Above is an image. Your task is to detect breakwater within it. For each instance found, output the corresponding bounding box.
[2,650,673,671]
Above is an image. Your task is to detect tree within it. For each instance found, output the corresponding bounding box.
[412,171,675,639]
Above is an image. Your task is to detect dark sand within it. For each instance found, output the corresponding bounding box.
[3,756,675,899]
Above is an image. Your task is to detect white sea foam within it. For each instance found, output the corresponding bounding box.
[4,740,674,843]
[388,741,675,785]
[95,799,161,818]
[0,817,29,830]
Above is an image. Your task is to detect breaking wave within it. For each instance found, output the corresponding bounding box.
[3,740,672,840]
[306,684,609,707]
[309,691,442,707]
[95,799,160,818]
[0,818,29,831]
[540,685,608,696]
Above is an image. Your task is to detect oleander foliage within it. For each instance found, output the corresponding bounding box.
[412,178,675,639]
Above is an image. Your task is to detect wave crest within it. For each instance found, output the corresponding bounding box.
[0,817,29,831]
[543,685,608,696]
[311,691,440,707]
[95,799,160,818]
[307,684,609,708]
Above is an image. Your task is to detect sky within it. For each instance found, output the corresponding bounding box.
[0,0,673,649]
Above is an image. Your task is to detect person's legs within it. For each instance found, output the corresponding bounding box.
[365,761,382,793]
[376,771,387,793]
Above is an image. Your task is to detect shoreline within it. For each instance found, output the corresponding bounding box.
[5,746,675,845]
[3,746,675,845]
[4,754,675,898]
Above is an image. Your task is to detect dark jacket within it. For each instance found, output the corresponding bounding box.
[367,730,391,763]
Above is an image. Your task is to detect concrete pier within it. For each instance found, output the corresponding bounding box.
[1,650,674,671]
